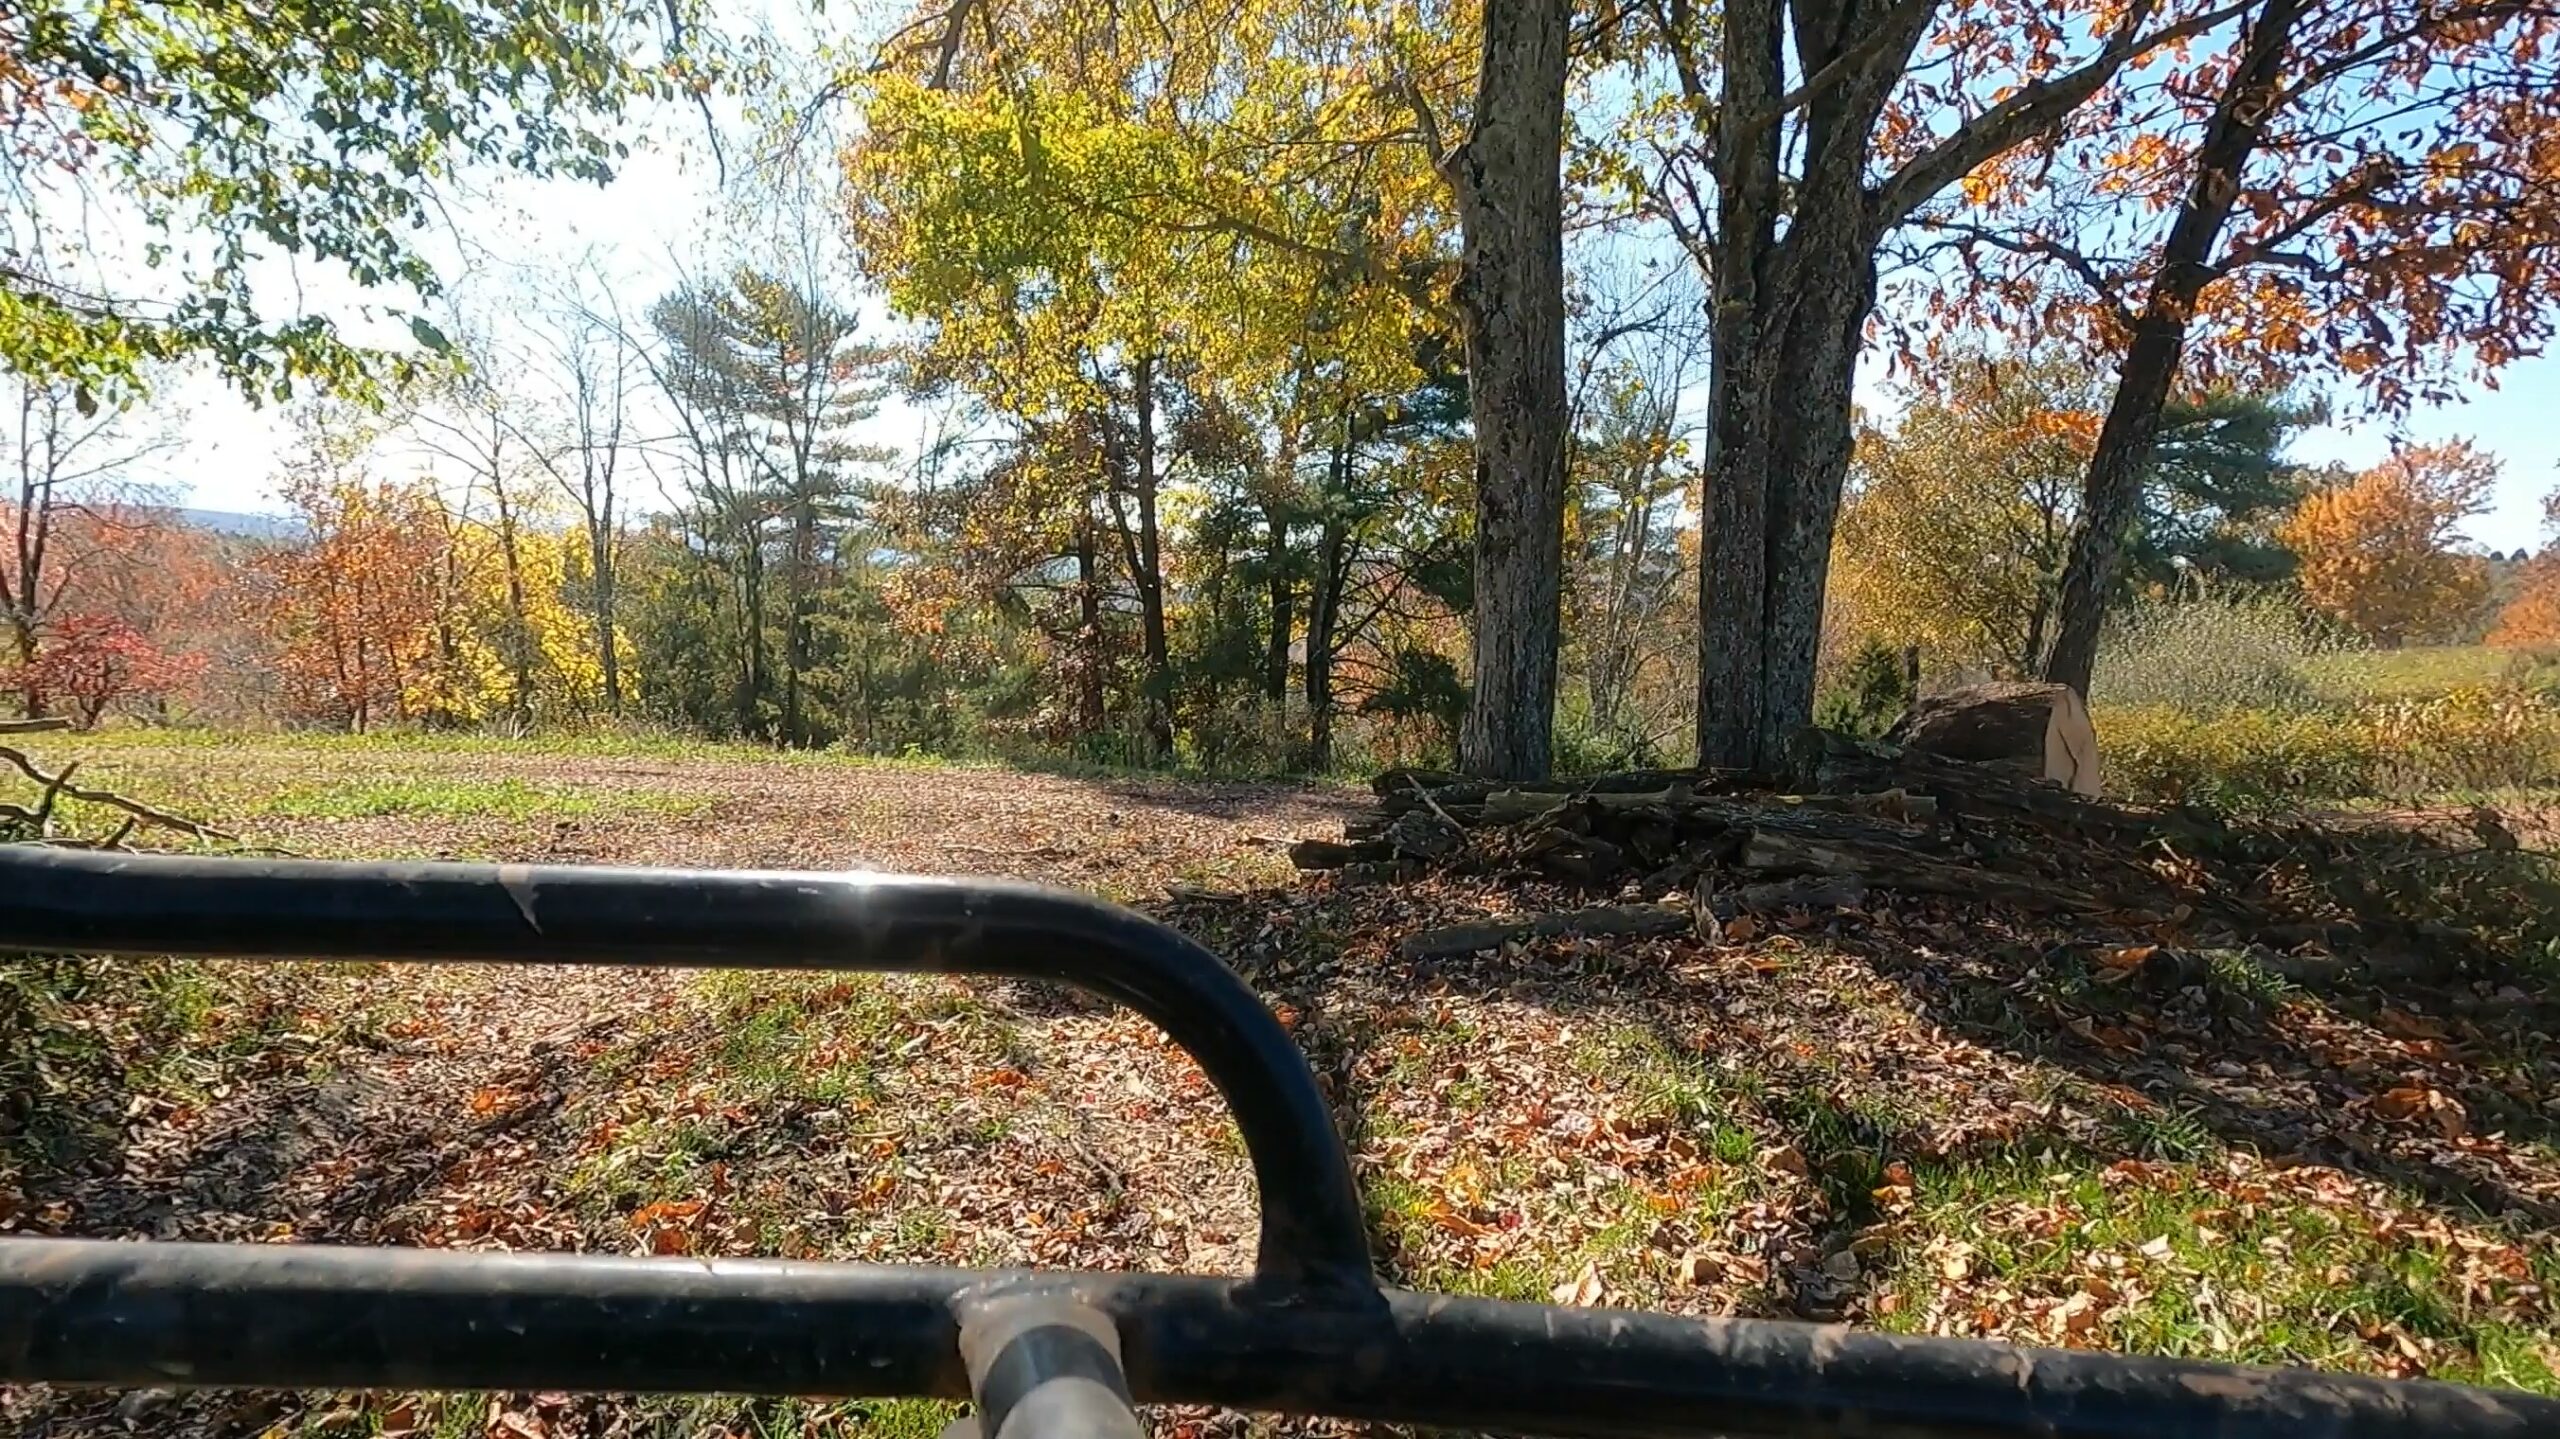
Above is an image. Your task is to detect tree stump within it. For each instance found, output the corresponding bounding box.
[1887,681,2101,797]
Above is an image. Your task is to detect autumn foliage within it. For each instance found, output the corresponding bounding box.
[2279,443,2497,647]
[2,614,202,729]
[257,475,454,731]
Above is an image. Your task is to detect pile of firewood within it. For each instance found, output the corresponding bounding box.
[1292,728,2528,974]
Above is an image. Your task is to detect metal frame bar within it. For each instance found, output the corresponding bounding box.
[4,848,2557,1437]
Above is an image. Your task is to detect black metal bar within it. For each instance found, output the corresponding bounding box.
[0,847,1369,1290]
[6,1240,2554,1438]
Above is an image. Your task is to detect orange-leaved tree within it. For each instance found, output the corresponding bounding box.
[2490,490,2560,649]
[4,614,204,730]
[2279,442,2496,647]
[1908,0,2560,692]
[260,473,454,731]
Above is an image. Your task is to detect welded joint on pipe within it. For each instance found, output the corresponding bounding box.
[953,1289,1145,1439]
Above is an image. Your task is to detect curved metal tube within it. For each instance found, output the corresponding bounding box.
[0,846,1372,1290]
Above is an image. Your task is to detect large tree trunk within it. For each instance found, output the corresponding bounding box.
[1305,499,1348,772]
[2043,0,2304,696]
[1263,502,1292,705]
[1697,0,1891,771]
[1121,356,1175,761]
[1451,0,1569,781]
[1073,515,1107,738]
[1696,0,1933,773]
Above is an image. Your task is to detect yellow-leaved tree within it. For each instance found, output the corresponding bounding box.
[2279,443,2497,647]
[1828,357,2097,677]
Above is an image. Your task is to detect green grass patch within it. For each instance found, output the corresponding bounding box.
[240,775,705,821]
[1874,1148,2560,1391]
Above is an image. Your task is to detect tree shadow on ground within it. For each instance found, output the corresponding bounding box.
[1165,871,2560,1296]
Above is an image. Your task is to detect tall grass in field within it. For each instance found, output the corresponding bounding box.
[2092,595,2335,713]
[2090,597,2560,809]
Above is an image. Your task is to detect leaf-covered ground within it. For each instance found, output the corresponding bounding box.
[5,735,2557,1439]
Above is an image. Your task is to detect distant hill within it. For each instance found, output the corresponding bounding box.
[171,507,299,541]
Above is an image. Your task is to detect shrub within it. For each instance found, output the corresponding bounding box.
[2101,685,2560,809]
[2100,704,2380,810]
[2359,686,2560,796]
[2092,595,2328,713]
[1815,637,1915,738]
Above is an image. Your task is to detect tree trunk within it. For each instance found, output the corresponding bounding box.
[2043,0,2304,696]
[492,477,536,727]
[1131,356,1174,760]
[738,528,768,739]
[9,609,40,718]
[1263,502,1292,705]
[1695,0,1930,773]
[592,515,621,712]
[1698,230,1880,771]
[1451,0,1570,781]
[783,503,817,746]
[1305,499,1347,772]
[1074,516,1106,738]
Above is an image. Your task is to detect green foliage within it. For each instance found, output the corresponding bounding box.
[3,1,709,401]
[1816,637,1916,738]
[2303,644,2519,703]
[2133,390,2324,590]
[1360,646,1469,757]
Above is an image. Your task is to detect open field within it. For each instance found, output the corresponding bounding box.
[6,733,2560,1437]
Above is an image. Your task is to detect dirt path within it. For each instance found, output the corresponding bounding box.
[20,751,1358,1238]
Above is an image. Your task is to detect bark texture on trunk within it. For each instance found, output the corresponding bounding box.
[1304,431,1352,771]
[1119,356,1174,760]
[1697,0,1928,773]
[1263,504,1293,705]
[1450,0,1570,781]
[1073,516,1106,738]
[2042,0,2303,696]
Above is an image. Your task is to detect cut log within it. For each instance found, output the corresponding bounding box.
[1738,827,2095,912]
[1396,902,1699,961]
[1288,838,1360,870]
[1887,681,2101,797]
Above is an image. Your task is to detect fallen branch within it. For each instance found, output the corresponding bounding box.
[1396,902,1702,961]
[0,717,73,736]
[0,741,239,843]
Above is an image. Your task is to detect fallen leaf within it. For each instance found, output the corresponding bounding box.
[2427,1090,2470,1140]
[1676,1250,1725,1286]
[1427,1202,1491,1238]
[2372,1086,2431,1121]
[1553,1261,1604,1307]
[1762,1144,1810,1178]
